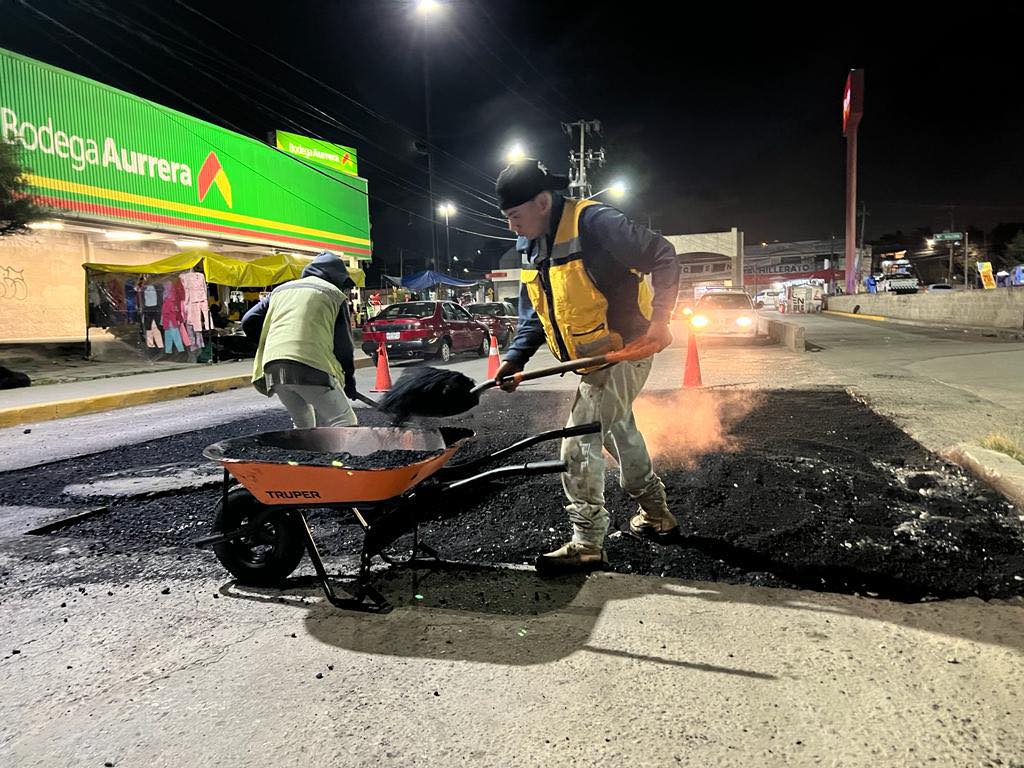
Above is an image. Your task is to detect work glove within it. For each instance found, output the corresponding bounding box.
[494,360,523,392]
[343,375,358,401]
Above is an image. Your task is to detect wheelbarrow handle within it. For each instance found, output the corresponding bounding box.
[442,459,567,492]
[470,354,612,395]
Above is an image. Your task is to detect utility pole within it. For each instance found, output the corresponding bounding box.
[561,119,605,199]
[858,201,869,266]
[947,206,955,284]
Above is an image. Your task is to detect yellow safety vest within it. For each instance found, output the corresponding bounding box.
[251,276,348,394]
[521,198,653,363]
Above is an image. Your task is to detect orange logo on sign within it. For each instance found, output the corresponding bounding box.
[197,151,232,208]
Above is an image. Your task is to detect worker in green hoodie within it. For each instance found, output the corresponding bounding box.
[242,252,359,428]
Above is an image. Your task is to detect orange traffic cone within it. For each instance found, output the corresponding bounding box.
[682,330,703,388]
[370,339,393,392]
[486,333,501,379]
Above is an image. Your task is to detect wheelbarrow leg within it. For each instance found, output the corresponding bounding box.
[221,468,230,514]
[294,511,391,613]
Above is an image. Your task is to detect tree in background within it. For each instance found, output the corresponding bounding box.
[0,141,47,236]
[1006,231,1024,266]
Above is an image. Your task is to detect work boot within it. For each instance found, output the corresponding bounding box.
[535,541,608,575]
[629,508,679,542]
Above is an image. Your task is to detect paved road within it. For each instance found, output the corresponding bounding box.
[778,312,1024,452]
[3,325,1024,766]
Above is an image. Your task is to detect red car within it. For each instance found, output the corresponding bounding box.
[361,301,490,364]
[466,302,519,349]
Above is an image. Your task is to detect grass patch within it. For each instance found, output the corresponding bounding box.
[981,434,1024,465]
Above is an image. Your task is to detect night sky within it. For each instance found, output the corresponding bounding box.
[2,0,1022,278]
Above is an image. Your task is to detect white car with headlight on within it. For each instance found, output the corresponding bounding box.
[689,291,757,337]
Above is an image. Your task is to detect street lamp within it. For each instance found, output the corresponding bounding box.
[415,1,444,271]
[438,202,456,274]
[587,180,627,200]
[504,142,527,164]
[415,0,442,14]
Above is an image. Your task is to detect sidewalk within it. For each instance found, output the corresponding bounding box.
[3,551,1024,767]
[0,352,373,429]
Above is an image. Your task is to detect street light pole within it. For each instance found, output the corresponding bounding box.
[965,231,971,288]
[438,202,456,296]
[422,46,438,272]
[585,181,627,200]
[444,209,451,272]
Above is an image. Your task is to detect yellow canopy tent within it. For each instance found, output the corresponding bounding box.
[84,250,366,288]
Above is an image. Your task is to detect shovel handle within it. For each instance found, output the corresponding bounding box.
[470,354,612,395]
[352,391,380,409]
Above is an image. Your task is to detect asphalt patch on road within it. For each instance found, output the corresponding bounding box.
[3,389,1023,601]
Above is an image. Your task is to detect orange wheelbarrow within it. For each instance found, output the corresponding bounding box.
[194,422,599,613]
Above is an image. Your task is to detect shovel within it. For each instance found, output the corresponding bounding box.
[374,338,661,421]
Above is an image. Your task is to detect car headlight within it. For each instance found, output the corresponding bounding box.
[682,306,694,316]
[736,316,753,327]
[690,315,709,329]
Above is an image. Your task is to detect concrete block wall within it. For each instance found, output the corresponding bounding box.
[828,291,1024,330]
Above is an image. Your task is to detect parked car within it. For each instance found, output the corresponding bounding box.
[361,300,489,364]
[689,291,757,337]
[924,283,960,292]
[466,302,518,348]
[754,290,780,309]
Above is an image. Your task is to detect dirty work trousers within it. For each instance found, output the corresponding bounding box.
[560,356,670,548]
[273,382,357,429]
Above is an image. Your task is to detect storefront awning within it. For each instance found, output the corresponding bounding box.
[84,250,365,287]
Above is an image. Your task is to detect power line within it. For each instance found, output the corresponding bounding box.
[175,0,499,188]
[444,13,568,124]
[464,0,587,118]
[449,224,515,241]
[22,0,515,247]
[85,0,510,236]
[18,0,372,239]
[128,2,502,213]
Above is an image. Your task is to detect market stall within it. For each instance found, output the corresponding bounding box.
[84,250,365,362]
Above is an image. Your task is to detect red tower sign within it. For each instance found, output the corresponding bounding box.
[843,69,865,294]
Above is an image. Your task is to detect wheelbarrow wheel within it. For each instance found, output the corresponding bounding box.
[212,487,306,587]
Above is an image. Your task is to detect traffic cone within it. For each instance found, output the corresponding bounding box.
[370,339,393,393]
[486,332,501,379]
[682,330,703,388]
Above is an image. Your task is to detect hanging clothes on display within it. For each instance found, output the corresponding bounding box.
[164,326,185,353]
[124,279,138,324]
[105,279,125,324]
[178,271,209,350]
[87,280,104,326]
[160,280,188,355]
[179,271,212,332]
[140,280,163,348]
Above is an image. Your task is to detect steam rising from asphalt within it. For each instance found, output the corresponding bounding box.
[631,389,759,468]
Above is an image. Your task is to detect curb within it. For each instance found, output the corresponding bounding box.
[823,309,887,322]
[943,443,1024,510]
[823,310,1024,339]
[0,357,374,429]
